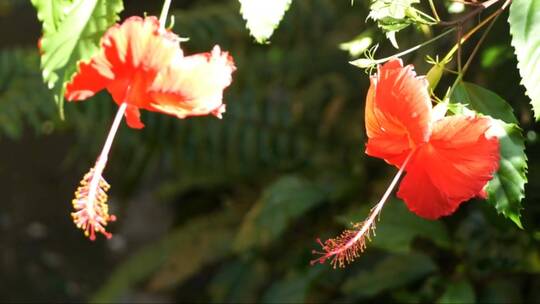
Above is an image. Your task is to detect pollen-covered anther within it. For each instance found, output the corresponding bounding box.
[71,167,116,241]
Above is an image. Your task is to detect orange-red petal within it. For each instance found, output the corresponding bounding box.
[365,59,432,167]
[148,45,236,119]
[397,115,499,219]
[65,16,182,126]
[125,105,144,129]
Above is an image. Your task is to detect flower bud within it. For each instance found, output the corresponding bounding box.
[426,61,445,91]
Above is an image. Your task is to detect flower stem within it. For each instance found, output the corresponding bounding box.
[159,0,172,29]
[87,102,127,213]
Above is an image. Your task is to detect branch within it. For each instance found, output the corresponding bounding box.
[438,0,502,26]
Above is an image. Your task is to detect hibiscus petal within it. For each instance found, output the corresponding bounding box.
[65,58,112,101]
[125,105,144,129]
[65,16,184,128]
[99,16,182,106]
[365,59,432,167]
[397,115,499,219]
[148,45,236,119]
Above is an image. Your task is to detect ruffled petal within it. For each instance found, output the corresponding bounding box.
[365,83,413,167]
[397,159,455,219]
[148,45,236,119]
[365,59,432,167]
[397,115,499,219]
[99,16,182,106]
[65,16,184,129]
[65,58,112,101]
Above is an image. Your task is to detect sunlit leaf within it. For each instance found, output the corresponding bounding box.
[453,82,527,228]
[239,0,292,43]
[31,0,123,118]
[508,0,540,120]
[368,0,420,48]
[452,82,517,124]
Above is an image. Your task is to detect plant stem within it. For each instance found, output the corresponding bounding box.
[438,0,501,26]
[85,102,127,217]
[159,0,172,28]
[446,0,511,95]
[98,102,128,167]
[428,0,441,22]
[441,6,502,63]
[355,28,455,66]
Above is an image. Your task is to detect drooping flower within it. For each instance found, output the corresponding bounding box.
[365,58,499,219]
[65,16,235,129]
[312,58,499,267]
[64,16,236,240]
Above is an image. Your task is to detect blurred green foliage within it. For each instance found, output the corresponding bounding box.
[1,0,540,303]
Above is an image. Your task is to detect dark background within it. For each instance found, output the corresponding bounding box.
[1,0,540,302]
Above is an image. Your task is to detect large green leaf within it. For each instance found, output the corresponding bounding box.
[31,0,123,118]
[91,211,236,302]
[234,175,328,252]
[239,0,292,43]
[452,82,518,124]
[508,0,540,120]
[452,82,527,228]
[342,253,437,299]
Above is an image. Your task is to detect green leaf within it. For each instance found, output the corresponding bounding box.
[234,175,328,252]
[31,0,123,118]
[485,122,527,228]
[91,211,236,302]
[438,279,476,304]
[342,253,437,299]
[452,82,527,228]
[368,0,421,48]
[452,82,518,124]
[239,0,292,44]
[508,0,540,120]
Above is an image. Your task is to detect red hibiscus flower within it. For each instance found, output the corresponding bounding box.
[312,59,499,268]
[65,16,235,129]
[365,59,499,219]
[65,15,236,240]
